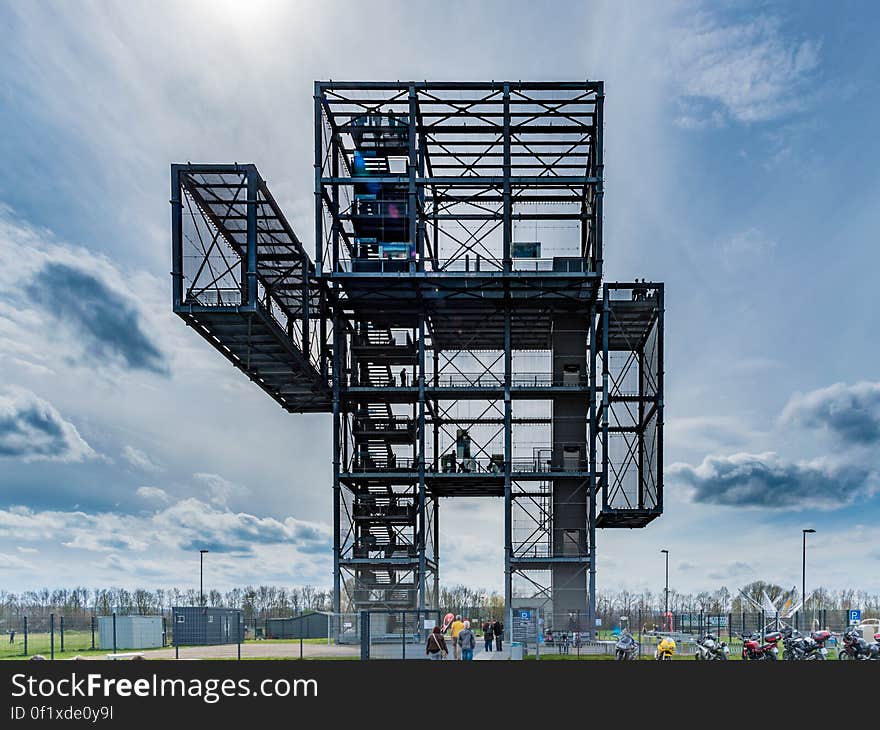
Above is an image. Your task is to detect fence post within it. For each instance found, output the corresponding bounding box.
[60,616,65,653]
[401,611,406,660]
[175,610,179,659]
[360,610,370,660]
[50,613,55,660]
[112,612,117,656]
[237,613,241,661]
[728,613,732,643]
[23,616,28,656]
[91,616,96,650]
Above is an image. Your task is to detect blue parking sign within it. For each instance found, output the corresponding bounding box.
[849,609,861,624]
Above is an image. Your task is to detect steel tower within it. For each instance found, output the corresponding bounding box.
[171,81,664,635]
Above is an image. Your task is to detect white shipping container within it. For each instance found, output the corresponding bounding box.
[98,615,164,650]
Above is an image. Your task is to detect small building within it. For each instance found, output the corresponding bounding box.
[98,615,164,650]
[172,607,244,646]
[266,612,331,640]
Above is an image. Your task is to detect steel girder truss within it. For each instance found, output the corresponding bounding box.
[169,80,664,634]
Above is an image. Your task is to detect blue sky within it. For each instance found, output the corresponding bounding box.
[0,0,878,598]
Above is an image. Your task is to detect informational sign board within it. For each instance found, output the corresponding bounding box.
[424,619,436,630]
[513,608,538,644]
[849,609,861,625]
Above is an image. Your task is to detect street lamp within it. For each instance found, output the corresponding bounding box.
[801,529,815,630]
[661,549,669,619]
[199,549,209,608]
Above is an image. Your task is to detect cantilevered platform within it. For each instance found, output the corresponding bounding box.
[171,163,331,413]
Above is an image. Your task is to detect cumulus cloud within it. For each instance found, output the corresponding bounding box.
[782,381,880,446]
[0,387,96,462]
[194,472,249,507]
[123,445,162,473]
[25,261,166,374]
[0,496,332,560]
[136,486,170,503]
[672,12,821,126]
[671,452,878,509]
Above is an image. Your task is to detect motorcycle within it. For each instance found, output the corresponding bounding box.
[869,632,880,660]
[695,632,729,661]
[839,626,871,661]
[615,631,639,661]
[655,636,676,660]
[741,630,782,661]
[782,627,831,660]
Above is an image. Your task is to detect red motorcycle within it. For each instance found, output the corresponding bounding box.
[741,630,782,661]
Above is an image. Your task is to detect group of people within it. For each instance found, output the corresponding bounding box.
[426,614,504,660]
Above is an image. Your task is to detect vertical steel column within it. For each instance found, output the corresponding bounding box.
[314,82,325,277]
[601,287,610,512]
[331,129,340,273]
[638,347,645,510]
[433,494,440,606]
[408,84,419,270]
[588,302,598,636]
[332,308,342,614]
[170,165,183,308]
[657,285,665,512]
[246,167,258,308]
[502,83,512,270]
[502,83,513,635]
[417,313,427,612]
[594,83,605,277]
[432,348,440,606]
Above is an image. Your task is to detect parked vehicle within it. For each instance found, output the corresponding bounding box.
[782,627,831,660]
[839,626,871,661]
[655,636,676,660]
[741,630,782,661]
[868,632,880,661]
[694,632,729,661]
[615,630,639,661]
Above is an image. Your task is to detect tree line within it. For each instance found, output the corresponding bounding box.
[1,581,878,622]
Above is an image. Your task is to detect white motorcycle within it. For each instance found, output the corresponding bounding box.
[694,632,729,661]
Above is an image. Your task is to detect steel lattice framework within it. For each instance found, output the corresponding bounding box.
[171,81,664,635]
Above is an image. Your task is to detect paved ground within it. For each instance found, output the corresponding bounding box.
[133,642,359,660]
[73,638,511,661]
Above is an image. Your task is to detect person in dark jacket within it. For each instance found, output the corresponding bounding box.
[426,625,448,660]
[458,621,476,660]
[493,619,504,651]
[482,620,494,652]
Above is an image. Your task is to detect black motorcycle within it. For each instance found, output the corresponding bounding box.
[839,626,871,661]
[782,627,830,661]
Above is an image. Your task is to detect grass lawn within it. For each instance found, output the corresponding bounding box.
[0,630,98,660]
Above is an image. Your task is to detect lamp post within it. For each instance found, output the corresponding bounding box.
[801,529,815,630]
[661,549,669,620]
[199,549,209,608]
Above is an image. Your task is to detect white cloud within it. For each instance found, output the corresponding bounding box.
[136,486,170,503]
[671,451,878,510]
[672,11,822,125]
[781,381,880,446]
[0,493,332,588]
[0,386,96,462]
[123,445,163,473]
[193,472,249,507]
